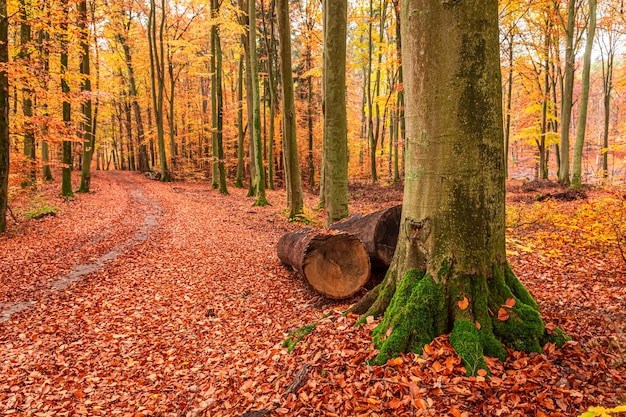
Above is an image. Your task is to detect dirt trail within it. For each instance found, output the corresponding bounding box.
[1,173,161,322]
[0,171,325,415]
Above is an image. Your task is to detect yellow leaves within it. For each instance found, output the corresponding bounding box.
[579,405,626,417]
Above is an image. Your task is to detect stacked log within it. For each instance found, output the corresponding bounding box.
[277,229,370,299]
[329,205,402,269]
[277,205,402,299]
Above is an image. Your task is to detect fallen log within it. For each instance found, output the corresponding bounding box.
[329,205,402,269]
[277,229,370,299]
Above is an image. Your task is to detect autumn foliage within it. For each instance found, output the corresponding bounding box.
[0,172,624,416]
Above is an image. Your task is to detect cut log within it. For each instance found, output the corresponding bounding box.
[277,229,370,299]
[329,205,402,269]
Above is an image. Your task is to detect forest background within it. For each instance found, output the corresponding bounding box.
[1,0,626,201]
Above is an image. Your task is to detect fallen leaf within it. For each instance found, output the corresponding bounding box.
[498,307,510,321]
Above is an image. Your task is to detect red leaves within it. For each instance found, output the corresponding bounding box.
[0,173,624,417]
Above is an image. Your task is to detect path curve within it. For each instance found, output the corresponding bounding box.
[0,171,327,416]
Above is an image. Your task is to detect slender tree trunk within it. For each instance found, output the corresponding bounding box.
[601,49,613,178]
[37,20,53,181]
[148,0,170,182]
[235,54,245,188]
[559,0,575,185]
[61,3,73,197]
[277,0,303,218]
[367,0,376,183]
[211,0,228,194]
[306,46,315,188]
[323,0,348,225]
[20,0,35,186]
[571,0,596,188]
[0,0,9,232]
[249,0,268,206]
[78,0,95,192]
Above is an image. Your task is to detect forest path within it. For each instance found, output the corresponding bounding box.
[0,171,330,415]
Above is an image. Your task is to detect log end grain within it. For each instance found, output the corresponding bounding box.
[302,232,370,299]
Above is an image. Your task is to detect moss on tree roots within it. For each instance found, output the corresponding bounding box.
[362,263,565,375]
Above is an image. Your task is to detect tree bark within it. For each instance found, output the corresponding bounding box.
[354,0,552,375]
[77,0,95,193]
[235,54,245,188]
[277,229,370,299]
[277,0,303,219]
[211,0,228,195]
[323,0,348,225]
[558,0,576,185]
[248,0,268,206]
[20,0,36,186]
[329,205,401,269]
[571,0,596,188]
[60,3,74,197]
[0,0,9,232]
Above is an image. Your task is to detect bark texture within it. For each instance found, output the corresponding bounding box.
[355,0,557,374]
[329,205,401,269]
[0,0,8,232]
[322,0,348,225]
[277,229,370,299]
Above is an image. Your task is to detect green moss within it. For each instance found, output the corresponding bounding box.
[282,323,317,353]
[541,326,571,348]
[450,319,488,375]
[493,302,544,353]
[504,263,539,310]
[25,204,58,219]
[372,271,444,365]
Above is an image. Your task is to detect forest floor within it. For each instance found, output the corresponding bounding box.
[0,171,624,417]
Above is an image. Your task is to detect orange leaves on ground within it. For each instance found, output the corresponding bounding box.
[1,174,625,417]
[498,307,510,321]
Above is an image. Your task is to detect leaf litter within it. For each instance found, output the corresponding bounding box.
[0,172,624,416]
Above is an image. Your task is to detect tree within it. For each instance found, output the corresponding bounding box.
[571,0,596,188]
[248,0,268,206]
[148,0,171,182]
[77,0,95,192]
[19,0,36,186]
[277,0,303,218]
[353,0,552,374]
[322,0,348,225]
[558,0,576,185]
[210,0,228,195]
[0,0,8,232]
[60,2,74,197]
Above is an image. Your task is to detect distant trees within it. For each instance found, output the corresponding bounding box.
[1,0,626,225]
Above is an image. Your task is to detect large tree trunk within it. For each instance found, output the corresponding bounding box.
[354,0,553,375]
[277,229,370,299]
[329,205,401,269]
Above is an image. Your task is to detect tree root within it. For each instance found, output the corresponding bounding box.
[360,263,561,375]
